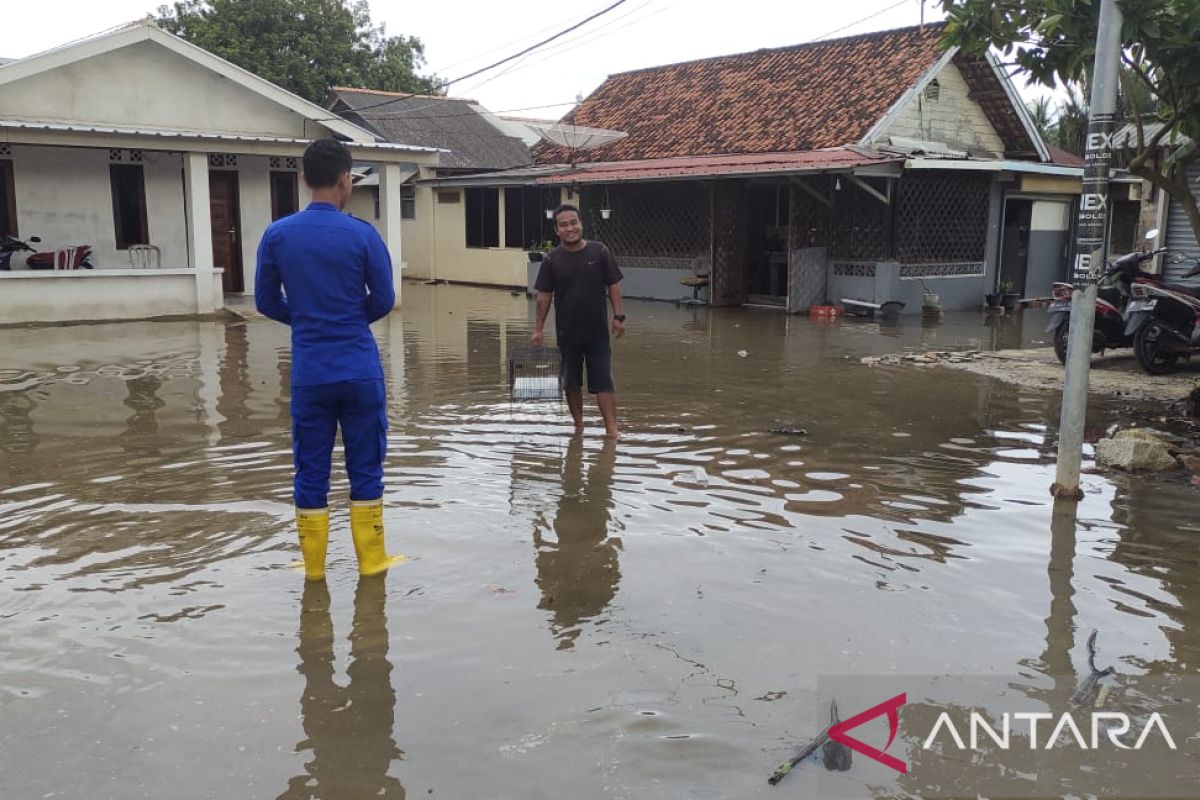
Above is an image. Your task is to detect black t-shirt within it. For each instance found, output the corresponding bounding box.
[534,241,623,345]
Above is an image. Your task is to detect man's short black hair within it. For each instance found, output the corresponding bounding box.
[302,138,353,189]
[552,204,580,224]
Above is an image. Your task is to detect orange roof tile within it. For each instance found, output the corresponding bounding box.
[535,24,950,164]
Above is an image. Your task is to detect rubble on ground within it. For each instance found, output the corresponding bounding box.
[1095,429,1180,473]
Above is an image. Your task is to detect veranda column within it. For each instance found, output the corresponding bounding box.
[183,152,217,314]
[377,162,404,309]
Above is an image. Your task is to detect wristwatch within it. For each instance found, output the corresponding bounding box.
[613,314,626,322]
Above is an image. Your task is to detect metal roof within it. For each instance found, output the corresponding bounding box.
[0,119,443,153]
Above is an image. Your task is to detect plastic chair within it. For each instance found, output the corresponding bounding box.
[129,244,161,269]
[56,247,78,270]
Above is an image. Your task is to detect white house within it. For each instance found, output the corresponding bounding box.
[0,20,439,326]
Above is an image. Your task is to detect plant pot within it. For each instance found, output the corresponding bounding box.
[984,293,1002,308]
[1001,293,1020,311]
[527,251,544,262]
[600,209,611,219]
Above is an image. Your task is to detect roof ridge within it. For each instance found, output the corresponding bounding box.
[331,86,471,102]
[608,21,947,79]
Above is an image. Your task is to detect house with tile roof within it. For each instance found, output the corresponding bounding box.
[0,21,437,325]
[326,88,544,287]
[431,24,1086,311]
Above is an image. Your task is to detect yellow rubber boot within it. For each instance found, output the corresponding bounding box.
[349,499,405,576]
[296,507,330,581]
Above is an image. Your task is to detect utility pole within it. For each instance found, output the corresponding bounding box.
[1051,0,1123,500]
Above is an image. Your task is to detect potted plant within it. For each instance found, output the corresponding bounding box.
[984,287,1003,308]
[998,280,1020,311]
[527,240,554,262]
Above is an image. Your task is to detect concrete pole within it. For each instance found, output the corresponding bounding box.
[1051,0,1122,500]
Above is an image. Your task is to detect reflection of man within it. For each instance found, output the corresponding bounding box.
[280,578,405,799]
[534,439,621,650]
[255,138,402,580]
[530,205,625,439]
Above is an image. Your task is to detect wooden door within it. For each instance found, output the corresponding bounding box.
[210,171,244,293]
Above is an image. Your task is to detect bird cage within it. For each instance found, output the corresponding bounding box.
[508,346,561,401]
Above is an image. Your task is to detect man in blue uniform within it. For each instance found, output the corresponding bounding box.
[256,137,403,581]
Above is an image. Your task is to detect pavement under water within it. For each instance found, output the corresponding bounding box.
[2,283,1199,799]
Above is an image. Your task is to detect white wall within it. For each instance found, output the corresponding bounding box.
[884,63,1006,156]
[12,144,188,268]
[0,270,215,324]
[3,40,324,139]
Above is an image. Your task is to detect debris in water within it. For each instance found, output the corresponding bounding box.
[769,700,847,785]
[737,350,749,358]
[1071,629,1116,707]
[770,427,808,436]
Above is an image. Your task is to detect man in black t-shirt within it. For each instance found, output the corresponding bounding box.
[531,204,625,438]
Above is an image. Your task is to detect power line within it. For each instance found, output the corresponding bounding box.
[337,0,629,118]
[428,0,624,75]
[455,0,668,97]
[812,0,911,41]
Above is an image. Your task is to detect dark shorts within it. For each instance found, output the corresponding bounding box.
[560,340,614,394]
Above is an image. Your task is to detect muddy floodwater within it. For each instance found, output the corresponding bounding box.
[3,284,1199,799]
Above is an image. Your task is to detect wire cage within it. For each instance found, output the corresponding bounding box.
[508,346,562,401]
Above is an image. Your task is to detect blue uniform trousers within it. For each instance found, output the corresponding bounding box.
[291,379,388,509]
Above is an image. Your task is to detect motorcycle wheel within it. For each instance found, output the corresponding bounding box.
[1134,322,1179,375]
[1053,324,1069,365]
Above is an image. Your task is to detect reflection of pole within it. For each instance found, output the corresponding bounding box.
[1053,0,1122,499]
[1044,503,1079,686]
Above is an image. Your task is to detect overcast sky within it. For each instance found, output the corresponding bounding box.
[5,0,1053,118]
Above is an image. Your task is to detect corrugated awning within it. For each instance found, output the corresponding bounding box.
[0,118,444,154]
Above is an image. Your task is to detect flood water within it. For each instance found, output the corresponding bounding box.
[2,283,1199,799]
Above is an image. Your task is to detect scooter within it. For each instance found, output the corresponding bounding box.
[0,234,41,270]
[1045,229,1166,364]
[1123,253,1200,374]
[25,244,95,270]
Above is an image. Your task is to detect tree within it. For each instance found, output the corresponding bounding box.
[940,0,1200,248]
[1027,95,1056,141]
[157,0,440,104]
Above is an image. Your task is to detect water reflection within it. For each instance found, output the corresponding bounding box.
[534,438,622,650]
[281,577,405,799]
[121,374,165,453]
[0,389,38,458]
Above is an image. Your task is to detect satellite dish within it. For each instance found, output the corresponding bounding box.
[533,123,627,152]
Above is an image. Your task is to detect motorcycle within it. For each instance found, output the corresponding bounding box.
[1045,229,1165,365]
[25,244,95,270]
[0,234,41,270]
[1123,253,1200,374]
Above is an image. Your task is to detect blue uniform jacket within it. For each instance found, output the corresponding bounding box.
[255,202,395,387]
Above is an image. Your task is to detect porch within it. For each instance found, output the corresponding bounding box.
[0,128,435,326]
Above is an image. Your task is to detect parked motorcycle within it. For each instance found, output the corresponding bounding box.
[1123,253,1200,374]
[0,234,41,270]
[25,244,95,270]
[1045,229,1165,364]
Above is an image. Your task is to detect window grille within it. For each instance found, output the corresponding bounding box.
[895,174,990,263]
[581,183,709,263]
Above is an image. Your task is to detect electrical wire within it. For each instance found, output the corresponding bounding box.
[427,0,627,75]
[333,0,629,118]
[812,0,911,41]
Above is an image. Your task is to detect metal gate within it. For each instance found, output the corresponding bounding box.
[1165,162,1200,281]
